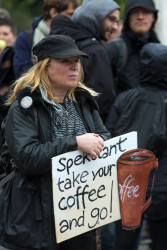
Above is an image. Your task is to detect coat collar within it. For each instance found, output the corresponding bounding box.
[17,87,99,114]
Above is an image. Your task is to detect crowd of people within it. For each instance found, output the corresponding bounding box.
[0,0,166,249]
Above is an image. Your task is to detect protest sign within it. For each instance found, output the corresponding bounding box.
[52,131,137,243]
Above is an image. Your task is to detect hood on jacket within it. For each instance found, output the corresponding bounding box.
[140,43,167,89]
[50,15,92,41]
[123,0,158,33]
[72,0,120,38]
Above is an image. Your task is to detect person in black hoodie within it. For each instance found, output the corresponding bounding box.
[105,0,160,95]
[105,43,167,250]
[50,0,120,122]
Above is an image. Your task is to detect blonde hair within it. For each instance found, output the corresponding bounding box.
[7,57,98,105]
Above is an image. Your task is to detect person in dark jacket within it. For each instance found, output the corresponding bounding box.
[0,19,17,124]
[13,0,80,79]
[0,35,110,250]
[50,0,120,122]
[105,43,167,250]
[105,0,160,95]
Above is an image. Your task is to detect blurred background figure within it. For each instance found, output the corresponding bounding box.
[0,19,17,54]
[0,19,17,124]
[0,8,11,21]
[32,0,80,46]
[105,0,159,95]
[13,0,80,79]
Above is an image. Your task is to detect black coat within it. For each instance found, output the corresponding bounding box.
[0,47,15,120]
[50,15,116,122]
[0,87,110,250]
[105,0,159,95]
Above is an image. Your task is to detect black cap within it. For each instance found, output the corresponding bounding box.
[33,35,89,62]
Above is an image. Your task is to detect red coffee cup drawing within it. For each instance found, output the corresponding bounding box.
[117,149,158,230]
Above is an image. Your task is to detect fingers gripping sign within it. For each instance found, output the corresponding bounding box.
[76,133,104,158]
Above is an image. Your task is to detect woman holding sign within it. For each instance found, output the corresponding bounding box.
[0,35,110,250]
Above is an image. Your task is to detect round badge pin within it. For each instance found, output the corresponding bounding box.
[20,96,33,109]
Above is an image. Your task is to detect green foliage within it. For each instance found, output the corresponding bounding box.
[0,0,125,33]
[115,0,125,20]
[0,0,43,32]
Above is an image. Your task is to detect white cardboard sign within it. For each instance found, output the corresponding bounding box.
[52,131,137,243]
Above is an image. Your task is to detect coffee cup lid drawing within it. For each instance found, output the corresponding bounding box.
[117,148,158,230]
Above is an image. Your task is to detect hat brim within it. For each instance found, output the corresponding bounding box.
[53,51,89,59]
[46,48,89,59]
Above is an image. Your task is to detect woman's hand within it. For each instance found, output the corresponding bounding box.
[76,133,104,159]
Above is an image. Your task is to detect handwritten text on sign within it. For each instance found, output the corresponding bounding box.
[52,132,137,243]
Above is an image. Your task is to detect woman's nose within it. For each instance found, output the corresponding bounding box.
[71,61,79,70]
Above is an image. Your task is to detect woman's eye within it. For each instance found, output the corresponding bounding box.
[61,58,80,64]
[62,59,68,63]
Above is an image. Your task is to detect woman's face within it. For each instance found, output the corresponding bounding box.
[47,56,81,92]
